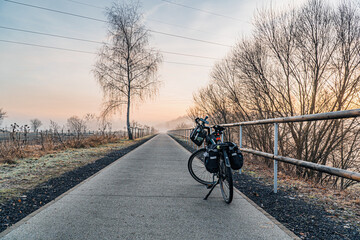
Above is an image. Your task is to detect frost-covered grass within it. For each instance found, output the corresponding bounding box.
[0,138,142,202]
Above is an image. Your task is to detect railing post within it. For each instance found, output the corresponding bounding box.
[239,125,242,148]
[186,130,191,144]
[192,134,195,149]
[274,123,279,193]
[239,125,242,174]
[187,129,189,145]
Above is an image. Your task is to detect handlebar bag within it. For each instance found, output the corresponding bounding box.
[204,146,219,173]
[228,142,244,170]
[190,125,207,146]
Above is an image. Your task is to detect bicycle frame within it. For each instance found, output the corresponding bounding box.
[189,116,234,203]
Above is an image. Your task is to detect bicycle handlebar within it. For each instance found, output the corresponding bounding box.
[195,116,209,125]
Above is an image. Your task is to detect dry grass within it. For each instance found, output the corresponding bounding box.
[0,136,147,203]
[0,135,121,165]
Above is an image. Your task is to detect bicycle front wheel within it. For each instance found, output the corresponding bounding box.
[219,158,233,204]
[188,148,214,185]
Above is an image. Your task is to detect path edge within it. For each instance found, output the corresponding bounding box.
[0,135,158,238]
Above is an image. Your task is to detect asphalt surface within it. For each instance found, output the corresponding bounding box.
[1,134,295,240]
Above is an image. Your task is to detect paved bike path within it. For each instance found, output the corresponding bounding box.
[1,134,296,240]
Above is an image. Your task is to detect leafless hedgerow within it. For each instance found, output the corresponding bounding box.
[1,112,153,164]
[188,0,360,189]
[93,1,162,140]
[0,126,124,165]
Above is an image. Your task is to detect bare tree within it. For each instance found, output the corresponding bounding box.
[247,0,360,181]
[189,0,360,187]
[30,118,42,132]
[50,120,61,133]
[94,1,162,140]
[332,0,360,110]
[0,108,6,126]
[67,116,87,140]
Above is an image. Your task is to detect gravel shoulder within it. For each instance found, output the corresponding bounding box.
[0,135,155,233]
[170,134,360,240]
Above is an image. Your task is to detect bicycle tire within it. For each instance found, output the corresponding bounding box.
[188,148,214,185]
[219,158,233,204]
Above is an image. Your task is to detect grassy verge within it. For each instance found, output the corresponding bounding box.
[0,137,148,203]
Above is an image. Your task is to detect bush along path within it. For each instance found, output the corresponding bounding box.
[169,135,360,240]
[0,135,156,233]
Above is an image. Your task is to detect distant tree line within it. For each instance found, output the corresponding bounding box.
[1,112,155,140]
[188,0,360,189]
[0,112,156,164]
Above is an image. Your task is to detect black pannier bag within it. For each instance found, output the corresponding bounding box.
[190,125,207,146]
[204,146,219,173]
[228,142,244,170]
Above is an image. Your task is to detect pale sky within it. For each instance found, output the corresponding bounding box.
[0,0,309,130]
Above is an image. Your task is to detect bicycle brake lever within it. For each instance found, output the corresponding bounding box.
[204,116,209,124]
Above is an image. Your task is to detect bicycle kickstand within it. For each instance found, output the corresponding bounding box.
[203,180,219,200]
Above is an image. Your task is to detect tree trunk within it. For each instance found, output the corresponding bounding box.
[126,93,133,140]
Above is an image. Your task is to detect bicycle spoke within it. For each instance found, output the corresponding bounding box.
[188,148,214,185]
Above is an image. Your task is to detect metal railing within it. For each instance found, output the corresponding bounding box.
[169,109,360,193]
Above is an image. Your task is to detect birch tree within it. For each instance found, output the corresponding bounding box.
[94,1,162,140]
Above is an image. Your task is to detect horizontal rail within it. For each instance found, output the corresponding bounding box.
[168,109,360,185]
[240,148,360,182]
[169,109,360,128]
[220,109,360,127]
[168,129,192,132]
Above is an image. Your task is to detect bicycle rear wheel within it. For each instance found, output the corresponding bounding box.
[219,158,233,204]
[188,148,214,185]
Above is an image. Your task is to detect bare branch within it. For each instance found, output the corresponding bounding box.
[93,1,162,140]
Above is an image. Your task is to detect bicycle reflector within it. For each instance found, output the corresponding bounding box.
[215,133,221,142]
[190,125,207,146]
